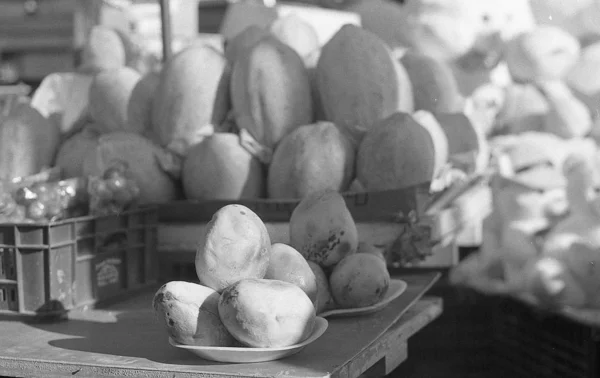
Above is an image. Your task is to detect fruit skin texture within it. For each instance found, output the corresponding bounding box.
[264,243,318,304]
[195,204,271,293]
[89,67,142,133]
[182,133,265,200]
[152,281,236,346]
[152,45,229,156]
[330,253,391,308]
[0,101,61,181]
[316,24,413,145]
[78,26,126,74]
[356,112,436,191]
[230,37,313,163]
[290,190,358,268]
[307,260,335,314]
[127,71,160,135]
[267,121,356,199]
[55,125,101,179]
[400,50,463,113]
[218,278,316,348]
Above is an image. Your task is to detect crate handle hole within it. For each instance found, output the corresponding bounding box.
[10,288,15,303]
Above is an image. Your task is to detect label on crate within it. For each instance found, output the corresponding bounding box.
[96,257,122,288]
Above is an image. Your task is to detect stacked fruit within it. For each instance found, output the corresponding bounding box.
[153,190,390,348]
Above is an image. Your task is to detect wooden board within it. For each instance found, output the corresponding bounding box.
[0,273,442,378]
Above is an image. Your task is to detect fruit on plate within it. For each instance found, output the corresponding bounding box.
[316,24,413,144]
[153,281,236,347]
[356,112,437,191]
[195,204,271,292]
[290,190,358,268]
[400,50,464,113]
[330,253,391,308]
[82,132,179,204]
[230,36,313,164]
[78,26,126,74]
[88,67,142,133]
[267,121,355,199]
[0,100,61,181]
[55,124,101,179]
[218,278,316,348]
[182,133,265,200]
[307,260,335,314]
[151,45,229,156]
[127,71,160,136]
[264,243,319,304]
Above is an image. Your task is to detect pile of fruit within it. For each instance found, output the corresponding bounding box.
[153,189,391,348]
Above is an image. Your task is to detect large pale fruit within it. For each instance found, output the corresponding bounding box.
[267,121,355,199]
[264,243,318,304]
[182,133,264,200]
[307,261,335,314]
[330,253,390,308]
[88,67,142,133]
[356,112,436,191]
[269,14,320,65]
[400,51,463,113]
[55,124,101,179]
[78,26,126,74]
[0,101,61,180]
[290,190,358,268]
[411,111,450,179]
[195,204,271,292]
[218,278,316,348]
[152,281,236,346]
[127,71,160,135]
[230,37,313,163]
[316,24,413,144]
[151,45,229,156]
[82,132,178,204]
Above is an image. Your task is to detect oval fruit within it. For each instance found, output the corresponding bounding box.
[289,190,358,268]
[55,125,101,178]
[195,204,271,292]
[224,25,274,64]
[151,45,228,156]
[270,14,320,65]
[267,121,355,199]
[330,253,391,308]
[152,281,236,346]
[182,133,265,200]
[89,67,141,134]
[316,24,413,144]
[356,241,386,262]
[264,243,318,304]
[307,260,335,314]
[127,71,160,135]
[78,26,126,74]
[218,278,316,348]
[356,112,436,191]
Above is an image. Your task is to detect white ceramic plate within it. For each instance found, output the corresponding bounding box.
[169,316,328,363]
[319,279,408,318]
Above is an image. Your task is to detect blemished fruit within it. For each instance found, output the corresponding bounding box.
[264,243,319,304]
[267,121,355,199]
[153,281,236,346]
[289,190,358,268]
[329,253,391,308]
[195,204,271,292]
[218,278,316,348]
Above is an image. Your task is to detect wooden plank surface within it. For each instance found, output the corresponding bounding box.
[0,273,442,378]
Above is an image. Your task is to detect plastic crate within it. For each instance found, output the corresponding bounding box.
[0,207,158,316]
[493,297,600,378]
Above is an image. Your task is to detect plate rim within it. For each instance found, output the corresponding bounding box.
[169,316,329,353]
[318,278,408,318]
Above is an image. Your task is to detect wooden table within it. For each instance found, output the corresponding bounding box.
[0,272,442,378]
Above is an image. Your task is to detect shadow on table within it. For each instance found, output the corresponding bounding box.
[25,309,226,367]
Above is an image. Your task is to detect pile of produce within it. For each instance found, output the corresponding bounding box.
[153,189,391,348]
